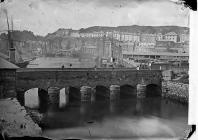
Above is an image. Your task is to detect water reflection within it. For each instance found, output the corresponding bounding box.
[20,88,188,139]
[109,100,120,113]
[59,88,67,108]
[28,57,95,68]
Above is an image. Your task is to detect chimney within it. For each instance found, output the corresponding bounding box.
[9,40,16,63]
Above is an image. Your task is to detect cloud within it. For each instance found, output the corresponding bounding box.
[39,0,169,8]
[0,0,189,35]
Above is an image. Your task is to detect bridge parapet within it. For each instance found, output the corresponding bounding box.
[16,68,162,93]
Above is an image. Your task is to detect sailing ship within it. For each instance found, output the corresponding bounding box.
[14,50,30,68]
[5,11,30,68]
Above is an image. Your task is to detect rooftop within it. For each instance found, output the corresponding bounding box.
[165,32,177,36]
[123,51,189,57]
[0,57,19,69]
[0,52,9,59]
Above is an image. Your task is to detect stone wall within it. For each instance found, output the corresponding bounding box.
[16,68,162,92]
[162,81,188,103]
[0,69,17,98]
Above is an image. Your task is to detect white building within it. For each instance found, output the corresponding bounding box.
[156,33,163,41]
[164,32,177,43]
[179,33,189,43]
[70,32,80,37]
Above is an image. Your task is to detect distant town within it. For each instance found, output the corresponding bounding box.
[0,25,189,68]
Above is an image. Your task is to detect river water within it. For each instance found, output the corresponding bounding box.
[27,57,95,68]
[23,57,189,139]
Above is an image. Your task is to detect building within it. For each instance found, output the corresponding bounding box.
[156,40,175,48]
[55,29,71,37]
[81,45,97,56]
[70,31,80,37]
[0,57,19,98]
[156,33,163,41]
[111,42,122,63]
[139,42,155,48]
[140,33,156,44]
[164,32,178,43]
[120,32,140,42]
[179,33,189,43]
[120,42,135,52]
[122,51,189,61]
[79,31,105,38]
[96,37,123,67]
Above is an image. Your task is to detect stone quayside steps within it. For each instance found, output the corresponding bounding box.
[162,81,189,104]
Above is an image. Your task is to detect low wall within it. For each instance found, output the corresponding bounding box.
[162,81,188,104]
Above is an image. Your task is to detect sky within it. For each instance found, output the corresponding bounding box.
[0,0,190,36]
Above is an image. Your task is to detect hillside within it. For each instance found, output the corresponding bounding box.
[80,25,189,34]
[44,25,189,40]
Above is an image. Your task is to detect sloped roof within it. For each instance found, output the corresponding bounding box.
[165,32,177,36]
[0,57,19,69]
[0,52,9,59]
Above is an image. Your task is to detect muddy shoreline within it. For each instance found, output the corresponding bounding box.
[0,98,42,138]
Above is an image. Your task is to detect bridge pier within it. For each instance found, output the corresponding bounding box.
[65,87,69,105]
[136,84,146,98]
[16,90,25,106]
[48,87,60,106]
[110,85,120,101]
[91,87,96,102]
[80,86,92,102]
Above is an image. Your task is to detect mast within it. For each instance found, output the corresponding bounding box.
[5,10,15,63]
[5,10,11,49]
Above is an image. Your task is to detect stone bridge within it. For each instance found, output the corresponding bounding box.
[16,68,162,92]
[16,68,162,105]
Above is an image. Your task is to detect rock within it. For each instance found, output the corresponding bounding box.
[163,81,188,104]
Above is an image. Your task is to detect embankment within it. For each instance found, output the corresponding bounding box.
[162,81,188,104]
[0,98,42,137]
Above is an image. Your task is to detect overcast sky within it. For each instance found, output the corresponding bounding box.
[0,0,190,35]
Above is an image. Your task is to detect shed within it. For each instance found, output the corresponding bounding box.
[0,57,19,98]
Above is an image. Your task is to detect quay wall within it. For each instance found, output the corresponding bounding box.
[162,81,188,104]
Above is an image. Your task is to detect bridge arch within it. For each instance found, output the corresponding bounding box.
[23,88,48,111]
[120,84,136,99]
[68,86,81,102]
[145,84,161,97]
[95,85,110,100]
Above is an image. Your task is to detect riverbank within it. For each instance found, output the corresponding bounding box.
[162,81,188,104]
[0,98,42,138]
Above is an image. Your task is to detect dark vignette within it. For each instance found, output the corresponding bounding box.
[182,0,197,10]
